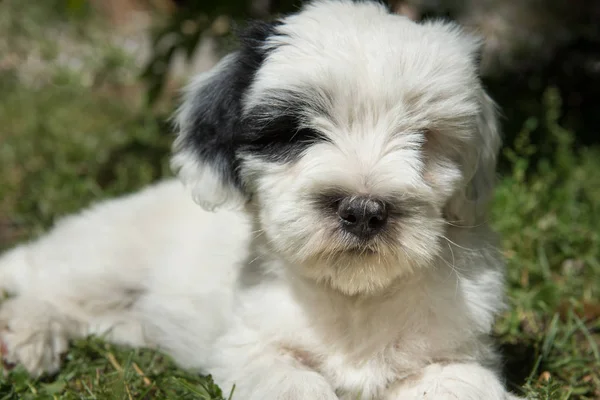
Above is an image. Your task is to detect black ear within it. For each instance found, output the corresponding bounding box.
[171,21,280,211]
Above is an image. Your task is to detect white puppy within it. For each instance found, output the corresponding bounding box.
[0,1,521,399]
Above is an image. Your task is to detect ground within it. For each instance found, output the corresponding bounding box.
[0,1,598,399]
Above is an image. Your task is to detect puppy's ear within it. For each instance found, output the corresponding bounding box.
[445,89,501,225]
[171,22,278,211]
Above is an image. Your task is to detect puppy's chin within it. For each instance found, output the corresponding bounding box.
[297,255,407,296]
[290,239,435,296]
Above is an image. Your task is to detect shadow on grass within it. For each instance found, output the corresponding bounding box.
[500,340,539,392]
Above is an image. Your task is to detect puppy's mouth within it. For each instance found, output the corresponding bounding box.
[300,216,401,262]
[340,242,378,254]
[344,247,379,258]
[318,231,390,259]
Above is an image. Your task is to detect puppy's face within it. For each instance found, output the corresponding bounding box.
[173,0,500,295]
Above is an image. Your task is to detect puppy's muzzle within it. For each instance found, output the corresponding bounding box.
[337,196,388,240]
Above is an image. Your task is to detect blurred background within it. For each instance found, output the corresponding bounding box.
[0,0,598,399]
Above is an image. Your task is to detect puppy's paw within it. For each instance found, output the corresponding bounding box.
[226,369,339,400]
[388,363,515,400]
[260,383,339,400]
[0,297,69,377]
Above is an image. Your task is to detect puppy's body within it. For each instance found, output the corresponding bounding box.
[0,1,519,398]
[0,180,507,399]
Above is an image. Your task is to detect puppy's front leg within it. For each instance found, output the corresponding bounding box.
[210,336,337,400]
[234,364,338,400]
[386,363,520,400]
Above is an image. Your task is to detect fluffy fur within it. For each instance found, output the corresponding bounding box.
[0,1,521,398]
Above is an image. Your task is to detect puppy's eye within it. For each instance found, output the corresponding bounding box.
[252,126,323,145]
[247,115,323,144]
[313,192,346,214]
[241,116,328,162]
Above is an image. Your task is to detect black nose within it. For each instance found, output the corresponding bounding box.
[337,196,388,239]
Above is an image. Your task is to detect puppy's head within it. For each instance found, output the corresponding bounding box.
[172,0,500,295]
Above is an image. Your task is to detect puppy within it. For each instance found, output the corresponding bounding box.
[0,1,520,398]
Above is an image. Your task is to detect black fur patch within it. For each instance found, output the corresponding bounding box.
[180,20,283,193]
[239,95,331,162]
[178,16,332,196]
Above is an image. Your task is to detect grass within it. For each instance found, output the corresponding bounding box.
[0,1,598,399]
[491,88,600,398]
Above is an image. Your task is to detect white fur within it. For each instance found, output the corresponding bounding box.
[0,1,520,399]
[171,149,246,211]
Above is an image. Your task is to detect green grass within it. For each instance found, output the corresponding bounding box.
[0,1,598,399]
[491,88,600,398]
